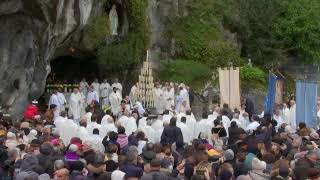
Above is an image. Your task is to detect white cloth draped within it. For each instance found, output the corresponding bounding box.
[177,122,192,144]
[154,88,164,114]
[219,67,240,110]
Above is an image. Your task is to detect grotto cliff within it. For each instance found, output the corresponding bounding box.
[0,0,104,118]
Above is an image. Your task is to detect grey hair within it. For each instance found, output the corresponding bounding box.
[54,159,65,170]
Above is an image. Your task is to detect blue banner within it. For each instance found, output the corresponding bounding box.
[296,80,318,129]
[264,72,277,115]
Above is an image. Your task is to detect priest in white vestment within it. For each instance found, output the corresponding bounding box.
[86,115,101,135]
[185,111,197,139]
[54,112,67,133]
[289,100,296,129]
[151,118,164,143]
[77,120,90,141]
[100,79,111,106]
[101,113,112,126]
[282,103,290,125]
[162,84,175,110]
[222,114,231,137]
[91,78,100,97]
[195,114,210,139]
[125,113,138,136]
[49,90,60,112]
[208,106,220,123]
[274,109,284,130]
[85,128,105,153]
[69,88,82,123]
[60,118,78,145]
[154,84,164,114]
[57,90,67,112]
[177,117,193,144]
[129,83,138,107]
[100,116,117,138]
[109,87,121,117]
[112,78,123,99]
[87,86,99,105]
[79,78,89,96]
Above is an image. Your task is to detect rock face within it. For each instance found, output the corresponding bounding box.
[0,0,102,118]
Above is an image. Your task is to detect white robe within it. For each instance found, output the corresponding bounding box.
[125,117,137,136]
[87,91,99,104]
[177,122,192,144]
[112,83,123,99]
[85,112,92,124]
[162,89,175,110]
[289,105,296,129]
[100,123,117,138]
[222,115,231,137]
[77,126,90,141]
[109,92,121,116]
[87,122,101,135]
[80,81,89,96]
[195,119,209,138]
[186,115,197,139]
[49,94,60,110]
[79,92,86,117]
[154,88,164,114]
[91,82,100,97]
[85,134,105,153]
[57,92,67,111]
[60,119,78,145]
[151,119,164,143]
[101,114,112,126]
[246,121,260,132]
[282,108,290,125]
[69,92,82,120]
[162,114,172,125]
[273,115,284,129]
[54,116,65,132]
[129,85,138,107]
[100,82,111,105]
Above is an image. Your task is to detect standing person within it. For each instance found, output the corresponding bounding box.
[100,79,111,106]
[69,88,82,124]
[91,78,100,98]
[282,103,290,125]
[177,116,192,144]
[112,78,123,99]
[49,90,60,113]
[289,100,296,130]
[273,109,284,130]
[78,88,86,117]
[45,104,58,124]
[163,83,174,110]
[57,88,67,112]
[109,87,121,117]
[160,117,184,152]
[245,97,255,118]
[79,78,89,96]
[23,100,40,122]
[129,82,138,107]
[87,86,99,105]
[154,83,164,114]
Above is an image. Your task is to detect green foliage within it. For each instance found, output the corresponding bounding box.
[160,60,212,90]
[167,0,242,68]
[97,0,150,70]
[83,14,110,47]
[274,0,320,63]
[240,66,266,90]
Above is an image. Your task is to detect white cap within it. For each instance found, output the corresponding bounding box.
[32,100,38,104]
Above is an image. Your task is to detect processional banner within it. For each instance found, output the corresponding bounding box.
[296,80,318,129]
[264,73,277,115]
[218,67,240,110]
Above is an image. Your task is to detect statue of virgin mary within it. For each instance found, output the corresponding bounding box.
[109,5,118,35]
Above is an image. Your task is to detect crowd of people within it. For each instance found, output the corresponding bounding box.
[1,78,320,180]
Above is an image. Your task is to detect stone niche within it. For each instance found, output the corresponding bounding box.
[105,1,128,36]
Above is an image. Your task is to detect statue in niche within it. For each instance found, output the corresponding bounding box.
[109,5,118,35]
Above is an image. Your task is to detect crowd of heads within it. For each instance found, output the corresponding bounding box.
[2,93,320,180]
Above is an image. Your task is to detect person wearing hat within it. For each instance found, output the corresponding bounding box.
[23,100,40,122]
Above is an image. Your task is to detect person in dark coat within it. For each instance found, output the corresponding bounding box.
[160,117,184,151]
[245,98,255,118]
[228,121,245,145]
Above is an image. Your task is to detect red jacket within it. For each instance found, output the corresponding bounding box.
[23,104,39,120]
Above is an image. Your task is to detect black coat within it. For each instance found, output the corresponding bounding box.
[160,126,184,148]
